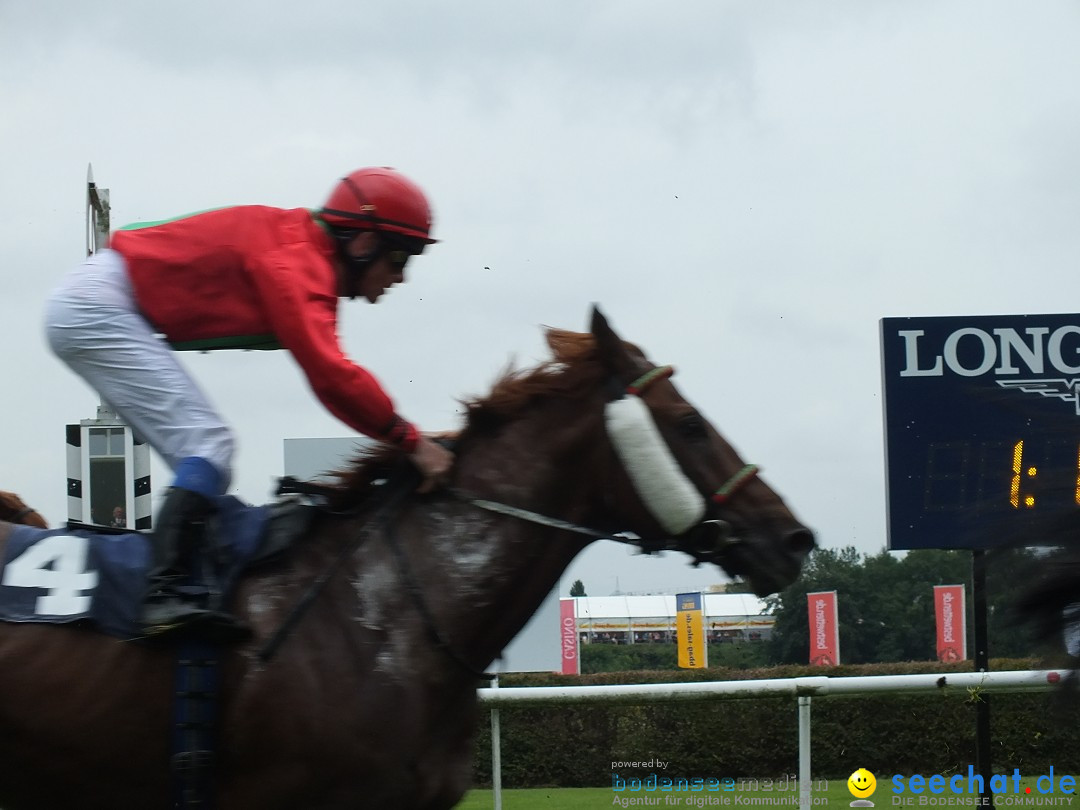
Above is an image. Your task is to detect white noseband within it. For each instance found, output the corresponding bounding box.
[605,394,706,535]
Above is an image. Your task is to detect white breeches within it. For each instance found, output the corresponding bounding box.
[44,249,235,489]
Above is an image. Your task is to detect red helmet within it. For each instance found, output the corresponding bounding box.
[320,167,436,245]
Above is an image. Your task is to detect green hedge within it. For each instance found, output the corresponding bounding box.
[581,641,769,673]
[473,659,1080,788]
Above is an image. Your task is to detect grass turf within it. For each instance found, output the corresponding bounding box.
[457,775,1079,809]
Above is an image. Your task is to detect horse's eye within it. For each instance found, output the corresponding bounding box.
[678,413,708,440]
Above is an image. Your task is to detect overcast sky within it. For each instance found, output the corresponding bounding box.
[3,1,1080,597]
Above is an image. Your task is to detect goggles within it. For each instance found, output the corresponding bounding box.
[386,248,412,269]
[380,233,425,271]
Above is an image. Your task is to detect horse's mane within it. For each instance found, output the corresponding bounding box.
[467,328,601,423]
[326,328,604,505]
[0,491,28,522]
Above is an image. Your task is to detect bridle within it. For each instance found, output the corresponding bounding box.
[624,365,760,505]
[452,364,760,561]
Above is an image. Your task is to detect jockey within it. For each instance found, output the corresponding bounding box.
[45,167,455,639]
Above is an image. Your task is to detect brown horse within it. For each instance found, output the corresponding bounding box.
[0,308,813,809]
[0,490,48,529]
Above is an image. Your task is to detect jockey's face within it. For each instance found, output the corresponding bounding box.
[357,253,405,304]
[339,231,406,303]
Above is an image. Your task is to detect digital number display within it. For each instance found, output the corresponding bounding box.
[881,314,1080,550]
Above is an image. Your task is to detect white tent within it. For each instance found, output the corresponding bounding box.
[572,593,773,643]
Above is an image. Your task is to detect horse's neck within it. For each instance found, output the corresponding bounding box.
[460,397,606,518]
[424,400,605,667]
[398,514,576,678]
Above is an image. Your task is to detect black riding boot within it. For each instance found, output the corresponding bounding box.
[140,487,249,641]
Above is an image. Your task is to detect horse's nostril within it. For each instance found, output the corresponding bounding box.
[786,528,815,557]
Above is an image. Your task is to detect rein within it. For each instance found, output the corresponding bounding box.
[449,490,631,542]
[447,459,755,556]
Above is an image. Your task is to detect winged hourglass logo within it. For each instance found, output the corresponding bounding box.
[997,379,1080,415]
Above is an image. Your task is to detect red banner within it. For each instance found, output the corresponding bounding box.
[560,599,579,675]
[807,591,840,666]
[934,585,966,662]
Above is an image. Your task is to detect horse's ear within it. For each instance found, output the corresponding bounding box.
[590,305,636,378]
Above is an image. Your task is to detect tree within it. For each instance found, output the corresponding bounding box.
[569,579,586,597]
[764,546,1044,665]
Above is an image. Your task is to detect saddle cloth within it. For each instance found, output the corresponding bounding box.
[0,496,279,638]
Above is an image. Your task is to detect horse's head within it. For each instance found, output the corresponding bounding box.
[589,307,814,596]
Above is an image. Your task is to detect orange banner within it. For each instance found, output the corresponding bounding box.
[807,591,840,666]
[934,585,967,662]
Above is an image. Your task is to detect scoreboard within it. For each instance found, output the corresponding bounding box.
[881,313,1080,550]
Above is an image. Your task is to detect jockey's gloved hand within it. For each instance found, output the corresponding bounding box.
[411,437,454,494]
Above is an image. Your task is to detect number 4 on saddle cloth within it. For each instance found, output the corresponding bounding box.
[0,496,308,638]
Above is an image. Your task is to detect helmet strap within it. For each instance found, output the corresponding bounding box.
[328,228,378,300]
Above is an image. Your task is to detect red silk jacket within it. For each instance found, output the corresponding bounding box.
[110,205,419,451]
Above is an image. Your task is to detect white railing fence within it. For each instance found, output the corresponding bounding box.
[477,669,1066,810]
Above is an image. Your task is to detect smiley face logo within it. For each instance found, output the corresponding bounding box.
[848,768,877,799]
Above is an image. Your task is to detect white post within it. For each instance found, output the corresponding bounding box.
[491,674,502,810]
[86,163,110,256]
[798,695,811,810]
